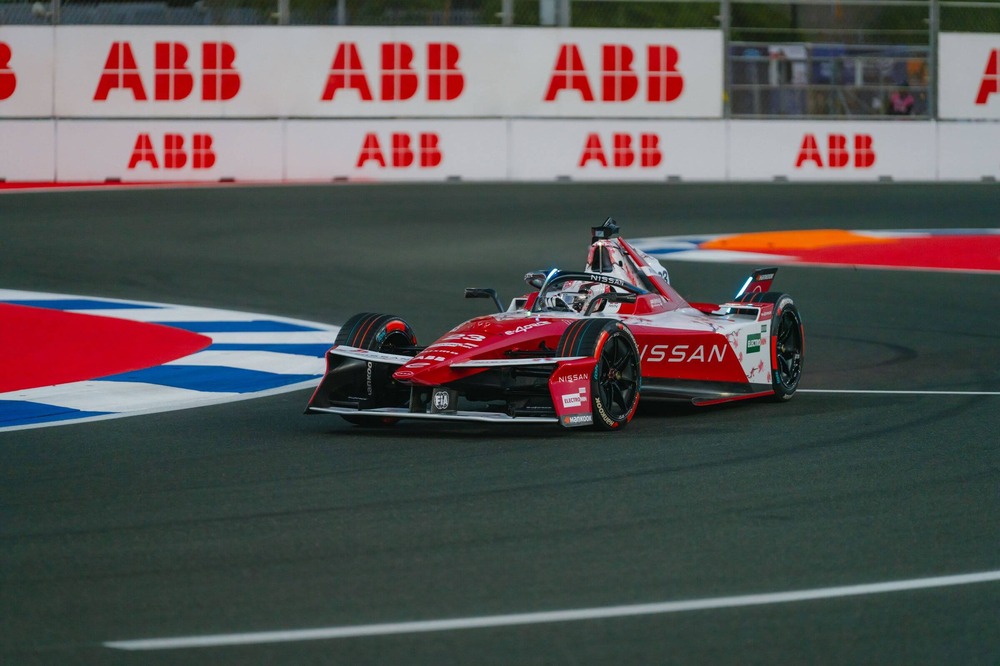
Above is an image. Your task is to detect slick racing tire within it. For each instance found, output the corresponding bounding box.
[557,319,641,431]
[335,312,416,352]
[335,313,417,425]
[760,293,804,401]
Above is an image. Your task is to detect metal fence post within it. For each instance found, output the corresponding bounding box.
[719,0,730,118]
[275,0,289,24]
[500,0,513,26]
[929,0,939,119]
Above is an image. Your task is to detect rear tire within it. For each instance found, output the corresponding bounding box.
[760,294,804,401]
[335,313,416,425]
[556,319,640,431]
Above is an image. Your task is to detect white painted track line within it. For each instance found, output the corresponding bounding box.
[105,569,1000,651]
[799,389,1000,396]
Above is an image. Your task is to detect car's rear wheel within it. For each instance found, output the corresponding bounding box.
[760,294,804,401]
[557,319,640,430]
[335,313,416,425]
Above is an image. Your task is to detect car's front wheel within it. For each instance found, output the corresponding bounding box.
[557,319,641,430]
[335,312,417,424]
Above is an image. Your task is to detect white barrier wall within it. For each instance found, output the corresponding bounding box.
[729,121,938,182]
[286,120,508,182]
[0,29,53,117]
[0,121,55,181]
[509,120,726,181]
[55,120,284,181]
[0,26,997,183]
[45,26,722,118]
[939,32,1000,120]
[937,122,1000,180]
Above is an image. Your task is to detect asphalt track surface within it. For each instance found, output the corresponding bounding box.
[2,183,998,665]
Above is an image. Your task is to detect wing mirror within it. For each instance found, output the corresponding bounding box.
[584,292,638,316]
[464,288,504,313]
[524,271,547,290]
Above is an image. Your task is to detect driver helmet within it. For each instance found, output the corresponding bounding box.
[587,238,670,286]
[545,279,610,312]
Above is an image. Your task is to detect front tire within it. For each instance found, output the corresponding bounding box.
[335,313,416,425]
[557,319,641,431]
[760,294,804,401]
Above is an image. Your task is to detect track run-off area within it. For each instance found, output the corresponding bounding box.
[1,183,998,664]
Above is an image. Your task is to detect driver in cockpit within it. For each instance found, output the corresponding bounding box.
[539,219,671,313]
[544,279,611,313]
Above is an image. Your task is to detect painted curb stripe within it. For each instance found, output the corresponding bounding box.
[632,229,1000,273]
[4,299,162,311]
[0,400,111,426]
[101,366,320,394]
[207,343,334,356]
[160,320,323,333]
[0,290,339,432]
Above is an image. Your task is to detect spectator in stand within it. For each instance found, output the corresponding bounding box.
[888,83,915,116]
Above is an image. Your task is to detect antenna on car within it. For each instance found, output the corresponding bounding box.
[591,217,620,244]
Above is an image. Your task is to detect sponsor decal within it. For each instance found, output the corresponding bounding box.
[594,394,615,427]
[746,333,761,353]
[413,353,450,363]
[556,372,589,383]
[976,49,998,105]
[128,133,216,170]
[365,361,373,397]
[320,42,464,102]
[561,387,587,408]
[563,413,593,426]
[432,388,450,411]
[795,134,875,169]
[0,42,16,101]
[431,342,478,350]
[579,133,662,168]
[581,272,629,288]
[504,320,551,336]
[93,41,241,102]
[356,132,442,169]
[640,343,726,364]
[544,43,683,103]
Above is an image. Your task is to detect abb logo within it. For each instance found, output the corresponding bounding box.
[976,49,999,104]
[0,42,15,100]
[579,133,663,168]
[322,43,463,102]
[128,133,216,169]
[545,44,683,103]
[356,133,442,168]
[94,42,240,102]
[795,134,875,169]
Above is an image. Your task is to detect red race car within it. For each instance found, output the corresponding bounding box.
[306,219,804,430]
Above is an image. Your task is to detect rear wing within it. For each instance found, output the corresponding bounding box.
[734,267,778,301]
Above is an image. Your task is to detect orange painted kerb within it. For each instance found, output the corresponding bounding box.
[702,230,892,252]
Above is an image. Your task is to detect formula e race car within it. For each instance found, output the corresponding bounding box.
[306,219,804,431]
